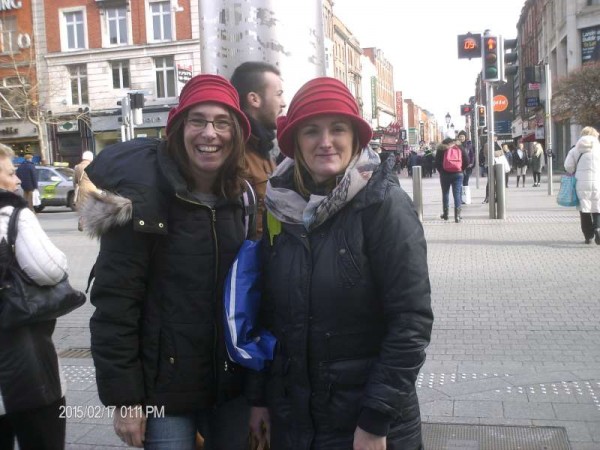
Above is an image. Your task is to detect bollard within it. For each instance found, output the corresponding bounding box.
[494,163,506,220]
[412,166,423,222]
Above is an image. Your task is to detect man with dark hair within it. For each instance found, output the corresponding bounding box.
[231,61,286,238]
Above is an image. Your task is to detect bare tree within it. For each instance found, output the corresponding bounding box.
[0,40,88,162]
[553,63,600,129]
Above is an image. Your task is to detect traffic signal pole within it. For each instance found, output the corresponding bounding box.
[473,106,480,189]
[545,63,554,196]
[486,83,496,219]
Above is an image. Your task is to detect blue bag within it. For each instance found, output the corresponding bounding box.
[223,240,276,371]
[556,174,579,207]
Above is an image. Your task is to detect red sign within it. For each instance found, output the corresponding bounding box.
[493,95,508,112]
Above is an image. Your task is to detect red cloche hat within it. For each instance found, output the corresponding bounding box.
[166,74,251,141]
[276,77,373,158]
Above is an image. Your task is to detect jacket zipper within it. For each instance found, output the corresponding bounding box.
[175,194,222,380]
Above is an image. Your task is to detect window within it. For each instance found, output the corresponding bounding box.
[0,16,17,54]
[69,65,88,105]
[107,7,128,45]
[112,61,130,89]
[63,10,86,50]
[154,56,175,98]
[150,1,172,41]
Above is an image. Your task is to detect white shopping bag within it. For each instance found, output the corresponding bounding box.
[461,186,471,205]
[32,189,41,207]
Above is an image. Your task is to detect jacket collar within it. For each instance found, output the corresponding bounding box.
[0,190,28,208]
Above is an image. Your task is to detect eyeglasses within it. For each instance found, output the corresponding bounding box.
[185,118,232,132]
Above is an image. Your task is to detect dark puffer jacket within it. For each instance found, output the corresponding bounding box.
[84,139,247,413]
[256,161,433,449]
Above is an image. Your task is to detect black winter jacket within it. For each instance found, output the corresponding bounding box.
[254,160,433,449]
[85,139,247,413]
[0,192,63,414]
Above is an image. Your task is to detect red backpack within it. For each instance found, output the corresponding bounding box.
[443,145,463,172]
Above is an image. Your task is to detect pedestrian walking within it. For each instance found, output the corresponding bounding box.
[513,141,528,187]
[457,130,474,204]
[231,61,286,239]
[531,142,545,186]
[436,133,469,222]
[15,152,37,211]
[564,126,600,244]
[0,143,68,450]
[247,77,433,450]
[503,144,513,188]
[83,74,253,449]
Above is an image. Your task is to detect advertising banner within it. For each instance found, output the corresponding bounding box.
[581,26,600,65]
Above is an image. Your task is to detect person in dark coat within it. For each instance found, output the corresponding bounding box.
[15,152,37,211]
[231,61,286,239]
[247,77,433,450]
[82,75,253,449]
[0,143,69,450]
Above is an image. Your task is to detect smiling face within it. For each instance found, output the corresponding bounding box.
[0,156,20,192]
[183,103,234,189]
[296,115,355,185]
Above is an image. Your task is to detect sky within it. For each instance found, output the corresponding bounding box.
[333,0,526,131]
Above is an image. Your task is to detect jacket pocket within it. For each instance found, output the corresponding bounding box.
[337,232,362,288]
[326,357,376,432]
[154,328,176,389]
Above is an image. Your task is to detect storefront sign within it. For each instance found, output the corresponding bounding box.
[581,26,600,65]
[526,97,539,108]
[0,0,22,11]
[493,95,509,112]
[370,77,377,119]
[57,121,79,133]
[0,126,18,135]
[177,65,192,84]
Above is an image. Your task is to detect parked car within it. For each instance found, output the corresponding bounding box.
[34,165,76,212]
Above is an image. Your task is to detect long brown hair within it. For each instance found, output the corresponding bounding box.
[165,109,246,199]
[292,123,360,197]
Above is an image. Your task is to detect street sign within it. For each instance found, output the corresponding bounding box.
[526,97,539,108]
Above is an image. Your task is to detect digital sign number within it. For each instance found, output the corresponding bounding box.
[458,33,482,59]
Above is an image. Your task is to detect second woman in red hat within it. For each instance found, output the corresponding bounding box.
[247,77,433,450]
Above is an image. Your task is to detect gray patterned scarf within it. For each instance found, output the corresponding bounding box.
[265,147,381,231]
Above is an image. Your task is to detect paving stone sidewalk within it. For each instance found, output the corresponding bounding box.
[38,172,599,449]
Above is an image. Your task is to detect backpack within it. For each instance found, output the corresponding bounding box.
[443,145,463,172]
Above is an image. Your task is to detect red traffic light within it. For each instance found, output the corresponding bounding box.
[460,104,473,115]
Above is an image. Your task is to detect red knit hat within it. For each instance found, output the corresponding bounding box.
[276,77,373,158]
[166,74,250,141]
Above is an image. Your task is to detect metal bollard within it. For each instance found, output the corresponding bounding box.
[412,166,423,222]
[494,163,506,220]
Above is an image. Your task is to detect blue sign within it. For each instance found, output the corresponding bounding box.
[495,120,511,134]
[526,97,539,108]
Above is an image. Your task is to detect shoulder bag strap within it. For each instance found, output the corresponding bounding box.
[7,206,23,252]
[241,179,257,240]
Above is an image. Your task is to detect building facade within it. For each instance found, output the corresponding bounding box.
[362,47,395,127]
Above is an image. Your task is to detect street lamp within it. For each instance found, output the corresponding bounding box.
[445,112,451,127]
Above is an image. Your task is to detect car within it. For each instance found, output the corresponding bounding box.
[34,166,76,212]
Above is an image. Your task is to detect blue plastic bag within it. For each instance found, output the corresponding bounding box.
[556,174,579,207]
[223,240,276,371]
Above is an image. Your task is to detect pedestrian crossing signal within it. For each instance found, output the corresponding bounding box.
[477,106,486,127]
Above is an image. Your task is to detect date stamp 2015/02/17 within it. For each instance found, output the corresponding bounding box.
[59,405,165,420]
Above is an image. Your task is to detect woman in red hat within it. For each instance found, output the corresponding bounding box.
[248,77,433,450]
[81,74,253,449]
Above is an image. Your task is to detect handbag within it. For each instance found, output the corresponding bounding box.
[32,189,41,207]
[223,181,276,372]
[0,206,86,329]
[557,153,583,208]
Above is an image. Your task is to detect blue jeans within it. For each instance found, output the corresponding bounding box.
[440,172,464,209]
[144,397,249,450]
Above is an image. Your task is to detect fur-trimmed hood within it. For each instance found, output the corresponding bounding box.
[80,191,133,239]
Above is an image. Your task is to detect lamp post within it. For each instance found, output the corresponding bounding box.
[445,112,451,131]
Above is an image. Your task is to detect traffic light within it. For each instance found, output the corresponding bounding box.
[482,35,503,82]
[460,104,473,115]
[477,106,486,127]
[503,38,518,79]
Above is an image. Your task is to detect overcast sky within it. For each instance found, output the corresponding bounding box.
[333,0,526,131]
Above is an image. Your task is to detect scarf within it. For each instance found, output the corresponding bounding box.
[265,147,381,231]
